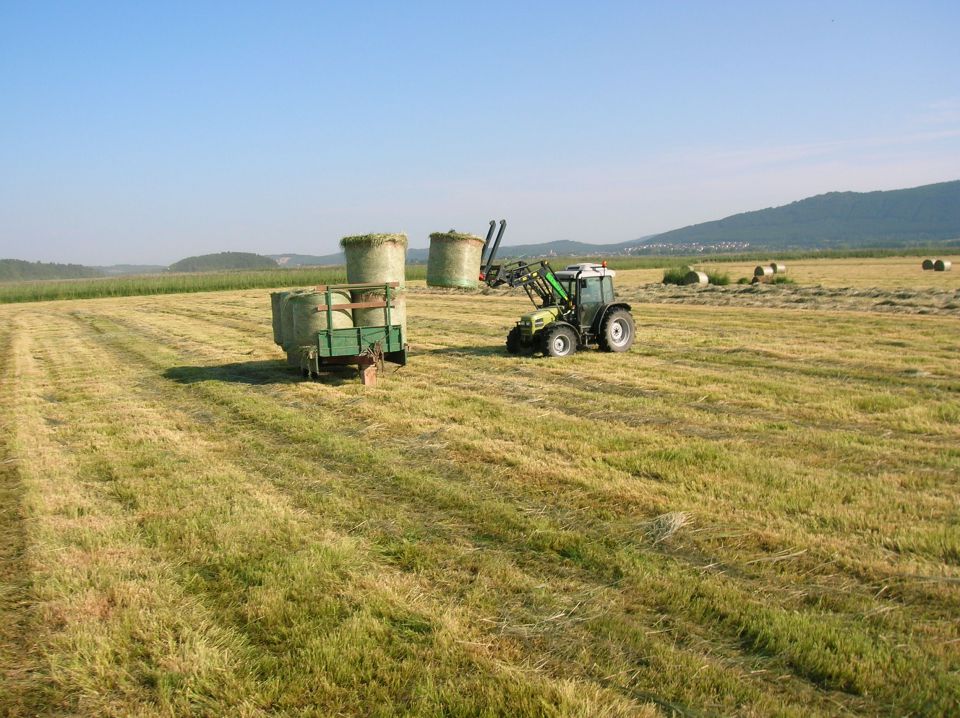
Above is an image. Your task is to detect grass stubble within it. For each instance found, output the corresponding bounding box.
[0,258,957,716]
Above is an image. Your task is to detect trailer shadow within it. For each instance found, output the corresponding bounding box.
[163,360,358,386]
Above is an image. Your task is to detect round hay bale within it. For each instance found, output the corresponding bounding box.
[351,288,407,338]
[934,259,952,272]
[922,259,935,270]
[426,230,485,288]
[754,265,774,278]
[770,262,787,274]
[290,290,353,349]
[270,291,290,346]
[682,270,709,285]
[279,289,310,351]
[340,233,407,286]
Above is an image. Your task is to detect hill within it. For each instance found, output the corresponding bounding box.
[641,179,960,250]
[273,181,960,263]
[0,259,104,282]
[168,252,278,273]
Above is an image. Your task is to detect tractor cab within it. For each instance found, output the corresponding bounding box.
[553,263,618,330]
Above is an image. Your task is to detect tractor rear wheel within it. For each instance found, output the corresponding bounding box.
[506,326,522,354]
[599,309,635,352]
[543,324,578,358]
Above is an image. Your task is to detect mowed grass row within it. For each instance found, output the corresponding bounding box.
[0,286,958,716]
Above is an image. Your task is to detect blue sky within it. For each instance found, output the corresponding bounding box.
[1,1,958,264]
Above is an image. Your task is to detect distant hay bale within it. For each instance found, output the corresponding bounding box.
[682,270,709,285]
[340,233,407,285]
[934,259,952,272]
[922,259,935,270]
[770,262,787,274]
[427,230,486,288]
[754,265,774,278]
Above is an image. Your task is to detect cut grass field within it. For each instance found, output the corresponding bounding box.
[0,258,958,716]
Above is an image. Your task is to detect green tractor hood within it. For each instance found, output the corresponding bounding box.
[518,305,563,337]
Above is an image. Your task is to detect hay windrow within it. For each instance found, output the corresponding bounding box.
[339,233,408,249]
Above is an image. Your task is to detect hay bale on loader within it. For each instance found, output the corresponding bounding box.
[427,231,486,288]
[340,233,407,286]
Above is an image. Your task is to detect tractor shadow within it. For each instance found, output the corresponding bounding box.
[163,360,358,386]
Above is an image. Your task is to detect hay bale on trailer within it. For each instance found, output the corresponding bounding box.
[427,231,486,288]
[934,259,952,272]
[770,262,787,274]
[351,287,407,336]
[682,270,709,285]
[270,291,290,346]
[340,233,407,286]
[754,265,774,278]
[279,289,310,351]
[922,259,935,270]
[290,290,354,349]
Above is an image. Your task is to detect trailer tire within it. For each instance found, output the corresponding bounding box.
[599,309,635,352]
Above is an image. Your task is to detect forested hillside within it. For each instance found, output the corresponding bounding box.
[167,252,278,272]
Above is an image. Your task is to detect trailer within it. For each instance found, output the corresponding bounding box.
[298,281,406,387]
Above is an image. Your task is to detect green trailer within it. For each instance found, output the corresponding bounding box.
[297,282,406,386]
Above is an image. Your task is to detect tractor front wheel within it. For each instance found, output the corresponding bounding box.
[506,326,522,354]
[543,324,578,358]
[599,309,635,352]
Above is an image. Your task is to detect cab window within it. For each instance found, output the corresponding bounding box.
[601,276,615,301]
[579,277,602,303]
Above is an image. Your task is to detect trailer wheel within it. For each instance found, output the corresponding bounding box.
[506,326,522,354]
[599,310,635,352]
[543,324,578,358]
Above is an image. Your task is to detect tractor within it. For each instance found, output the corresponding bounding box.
[479,220,636,357]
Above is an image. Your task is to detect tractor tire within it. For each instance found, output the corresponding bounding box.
[598,309,635,352]
[506,326,522,354]
[542,324,578,358]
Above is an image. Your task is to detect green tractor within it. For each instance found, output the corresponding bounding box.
[479,220,635,357]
